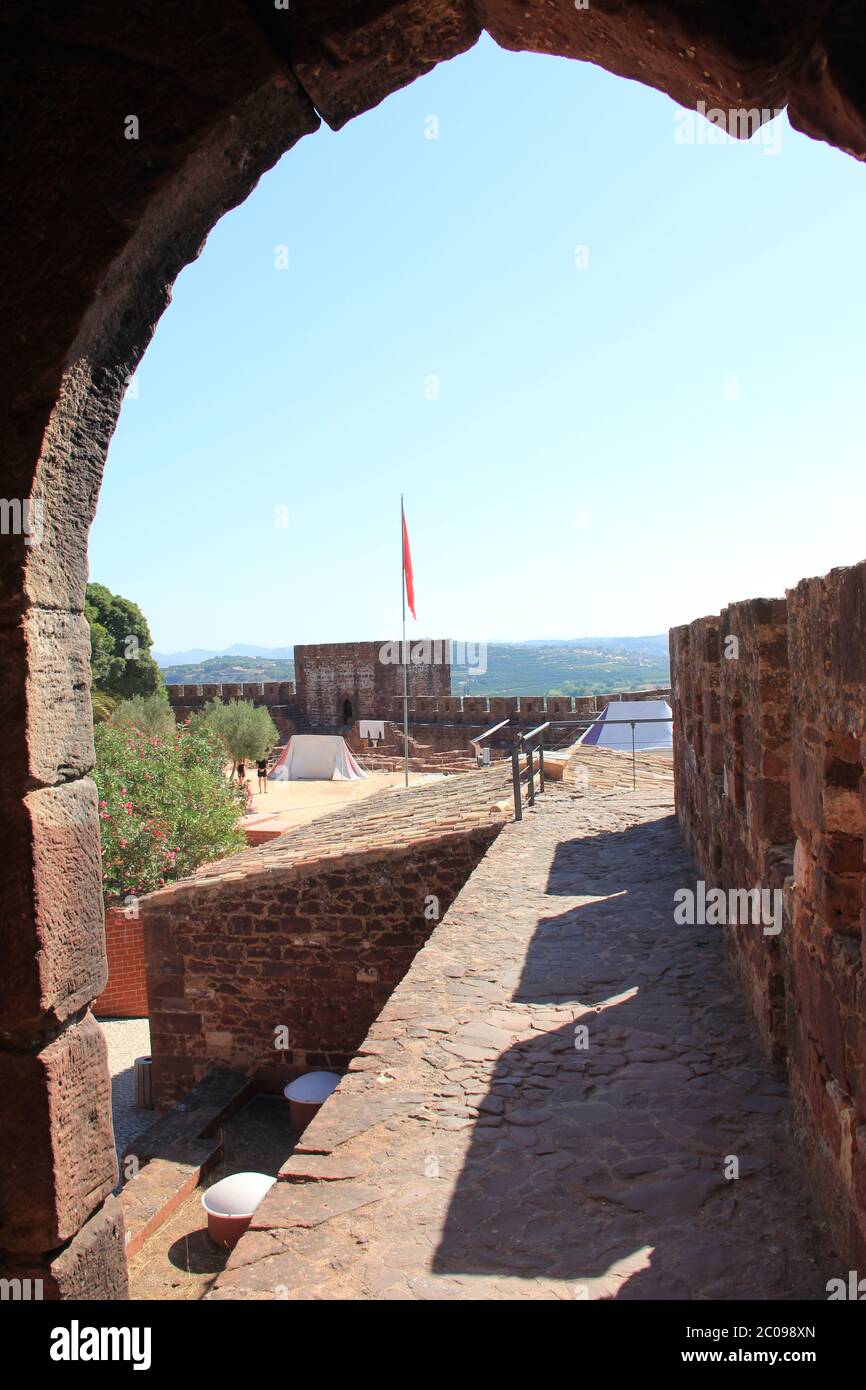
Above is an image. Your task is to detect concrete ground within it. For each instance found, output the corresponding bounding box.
[240,767,443,837]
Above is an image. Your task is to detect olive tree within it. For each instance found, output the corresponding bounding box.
[109,692,176,739]
[198,699,278,777]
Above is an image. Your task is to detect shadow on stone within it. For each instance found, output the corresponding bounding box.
[432,812,833,1299]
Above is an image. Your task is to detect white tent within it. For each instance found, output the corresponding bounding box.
[268,734,366,781]
[576,699,672,752]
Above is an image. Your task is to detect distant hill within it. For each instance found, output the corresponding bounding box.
[451,639,669,697]
[154,644,293,668]
[515,635,669,653]
[161,654,295,684]
[159,637,669,697]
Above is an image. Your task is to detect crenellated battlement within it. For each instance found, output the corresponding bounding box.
[164,680,671,725]
[166,679,295,706]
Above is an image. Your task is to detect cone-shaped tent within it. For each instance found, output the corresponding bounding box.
[268,734,366,781]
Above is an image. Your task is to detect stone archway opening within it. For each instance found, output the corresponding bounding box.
[5,0,866,1300]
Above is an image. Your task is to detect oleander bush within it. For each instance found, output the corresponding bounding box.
[93,719,246,905]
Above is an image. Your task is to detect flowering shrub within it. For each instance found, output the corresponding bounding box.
[93,720,246,904]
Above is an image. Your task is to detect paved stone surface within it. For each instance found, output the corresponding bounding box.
[99,1016,152,1163]
[128,1095,300,1300]
[210,778,838,1300]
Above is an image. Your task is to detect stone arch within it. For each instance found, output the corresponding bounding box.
[3,0,866,1299]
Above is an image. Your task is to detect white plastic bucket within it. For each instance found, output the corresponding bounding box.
[283,1070,341,1131]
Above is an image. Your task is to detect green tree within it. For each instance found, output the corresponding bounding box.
[198,699,278,775]
[93,719,246,904]
[110,692,176,739]
[85,581,163,701]
[91,689,118,723]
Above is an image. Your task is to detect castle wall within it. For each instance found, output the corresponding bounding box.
[143,825,501,1109]
[670,559,866,1264]
[165,680,672,736]
[294,640,451,726]
[93,907,149,1020]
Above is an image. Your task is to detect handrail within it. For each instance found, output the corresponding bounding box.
[471,713,673,815]
[544,716,673,730]
[469,717,512,745]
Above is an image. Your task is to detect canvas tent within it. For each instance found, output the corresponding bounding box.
[268,734,366,781]
[576,699,672,752]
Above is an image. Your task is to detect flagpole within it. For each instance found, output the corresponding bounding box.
[401,494,409,789]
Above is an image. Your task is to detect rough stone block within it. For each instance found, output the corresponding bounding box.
[0,1013,116,1251]
[0,1195,127,1301]
[23,609,95,785]
[0,780,106,1031]
[291,1,480,130]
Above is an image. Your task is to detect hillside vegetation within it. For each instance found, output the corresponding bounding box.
[161,639,669,697]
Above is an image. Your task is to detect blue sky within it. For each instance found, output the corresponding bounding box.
[90,35,866,654]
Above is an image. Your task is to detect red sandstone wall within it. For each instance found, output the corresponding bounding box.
[671,560,866,1264]
[142,828,499,1109]
[786,565,866,1264]
[93,908,149,1019]
[671,600,790,1057]
[294,640,451,727]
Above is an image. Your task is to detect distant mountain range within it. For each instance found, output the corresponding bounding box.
[158,637,670,697]
[153,644,294,666]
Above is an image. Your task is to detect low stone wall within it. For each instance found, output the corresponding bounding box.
[670,558,866,1264]
[141,769,511,1109]
[93,907,149,1019]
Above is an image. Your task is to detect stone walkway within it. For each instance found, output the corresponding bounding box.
[210,782,837,1300]
[99,1016,152,1164]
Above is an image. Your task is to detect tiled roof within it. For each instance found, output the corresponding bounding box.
[146,765,513,900]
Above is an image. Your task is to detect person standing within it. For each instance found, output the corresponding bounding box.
[256,753,269,793]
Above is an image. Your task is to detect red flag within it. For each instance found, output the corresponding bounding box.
[402,505,416,620]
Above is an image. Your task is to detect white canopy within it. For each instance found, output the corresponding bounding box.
[576,699,672,752]
[268,735,366,781]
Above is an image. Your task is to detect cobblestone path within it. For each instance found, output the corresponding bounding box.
[211,784,838,1300]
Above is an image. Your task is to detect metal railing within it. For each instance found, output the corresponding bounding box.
[471,712,673,809]
[516,721,550,819]
[471,716,550,821]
